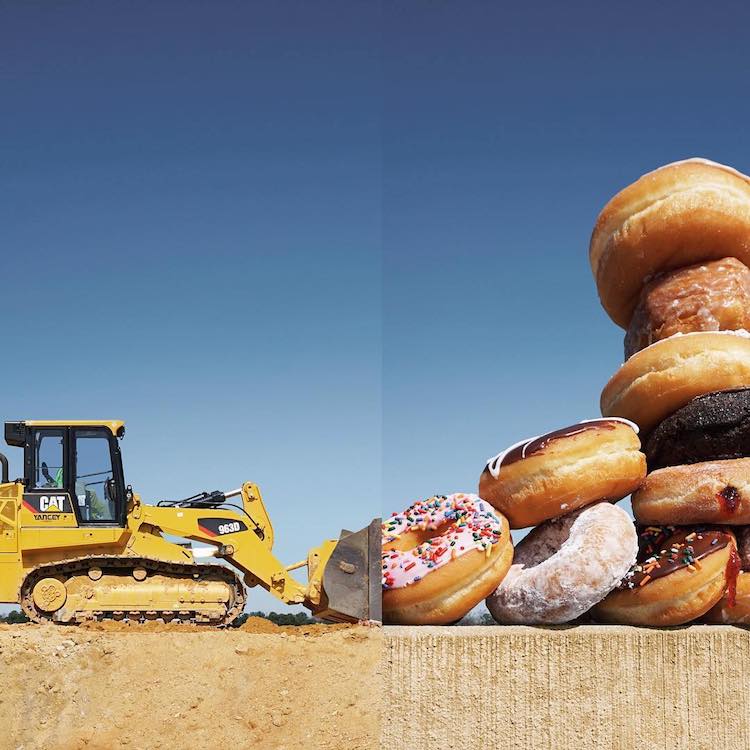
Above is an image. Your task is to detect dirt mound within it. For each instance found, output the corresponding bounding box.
[240,616,354,637]
[0,623,381,750]
[281,622,353,636]
[240,615,282,633]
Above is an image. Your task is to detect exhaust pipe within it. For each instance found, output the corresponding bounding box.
[0,453,8,484]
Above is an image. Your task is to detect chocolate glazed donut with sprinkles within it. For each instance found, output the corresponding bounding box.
[382,493,513,625]
[593,525,739,626]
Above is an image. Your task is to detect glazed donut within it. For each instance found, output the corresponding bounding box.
[381,493,512,625]
[590,158,750,328]
[486,502,637,625]
[704,526,748,623]
[644,388,750,470]
[624,257,750,359]
[479,418,646,529]
[592,526,738,626]
[601,331,750,434]
[632,459,750,525]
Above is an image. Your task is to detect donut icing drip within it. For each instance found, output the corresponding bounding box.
[381,493,503,591]
[618,526,732,590]
[485,417,639,479]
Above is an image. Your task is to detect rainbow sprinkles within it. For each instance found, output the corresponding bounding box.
[381,493,504,590]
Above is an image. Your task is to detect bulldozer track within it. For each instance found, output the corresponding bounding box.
[20,556,247,626]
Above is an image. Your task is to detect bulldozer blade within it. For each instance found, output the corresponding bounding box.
[315,517,381,623]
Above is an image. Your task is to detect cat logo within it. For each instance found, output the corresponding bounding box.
[39,495,65,512]
[22,494,70,521]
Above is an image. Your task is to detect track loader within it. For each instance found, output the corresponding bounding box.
[0,421,380,625]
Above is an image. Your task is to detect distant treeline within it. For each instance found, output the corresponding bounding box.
[0,611,29,624]
[457,611,495,625]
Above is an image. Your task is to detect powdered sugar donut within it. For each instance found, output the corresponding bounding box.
[382,493,513,625]
[486,502,637,624]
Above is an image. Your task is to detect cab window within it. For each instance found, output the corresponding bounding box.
[33,430,65,489]
[73,430,117,522]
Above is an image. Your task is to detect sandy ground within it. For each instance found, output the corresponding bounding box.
[0,621,381,750]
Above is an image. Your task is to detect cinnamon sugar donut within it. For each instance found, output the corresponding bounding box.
[480,418,645,529]
[486,502,637,625]
[382,493,513,625]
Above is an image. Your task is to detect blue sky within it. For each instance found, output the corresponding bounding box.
[0,2,379,612]
[381,0,750,618]
[3,2,750,617]
[382,1,750,514]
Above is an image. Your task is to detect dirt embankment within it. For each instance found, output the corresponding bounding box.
[0,622,381,750]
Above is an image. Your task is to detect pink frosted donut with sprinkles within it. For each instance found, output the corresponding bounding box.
[382,493,513,625]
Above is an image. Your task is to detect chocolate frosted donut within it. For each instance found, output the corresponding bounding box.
[624,257,750,359]
[644,388,750,470]
[622,526,734,588]
[593,525,739,626]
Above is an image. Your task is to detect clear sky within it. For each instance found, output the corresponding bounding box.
[382,1,750,516]
[0,2,380,612]
[4,2,750,618]
[381,1,750,619]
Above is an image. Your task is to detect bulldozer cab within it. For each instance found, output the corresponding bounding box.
[5,421,127,526]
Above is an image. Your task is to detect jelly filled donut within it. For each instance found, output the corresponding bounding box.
[381,493,513,625]
[479,418,645,529]
[624,258,750,359]
[592,525,739,626]
[644,388,750,470]
[704,573,750,624]
[705,527,750,624]
[486,502,637,625]
[590,158,750,328]
[601,331,750,434]
[632,459,750,525]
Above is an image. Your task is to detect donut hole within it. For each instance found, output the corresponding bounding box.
[384,522,453,553]
[515,516,575,571]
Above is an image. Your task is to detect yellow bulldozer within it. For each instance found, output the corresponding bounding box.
[0,420,380,626]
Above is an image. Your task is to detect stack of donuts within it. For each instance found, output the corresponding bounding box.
[382,158,750,627]
[592,158,750,626]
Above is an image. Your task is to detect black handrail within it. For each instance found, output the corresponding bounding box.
[0,453,8,484]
